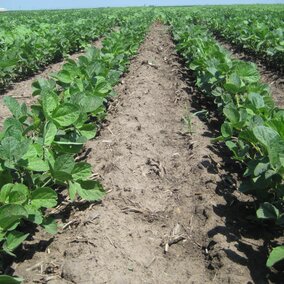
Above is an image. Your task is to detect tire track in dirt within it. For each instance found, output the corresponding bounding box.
[12,23,273,283]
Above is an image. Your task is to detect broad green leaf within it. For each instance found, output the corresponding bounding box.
[25,204,43,225]
[4,125,22,141]
[267,246,284,267]
[26,158,49,172]
[0,184,14,204]
[42,217,57,234]
[53,70,73,84]
[0,184,29,205]
[3,231,29,255]
[32,78,56,96]
[51,103,80,127]
[0,137,30,162]
[254,161,270,176]
[223,104,240,124]
[3,96,21,119]
[68,181,79,201]
[72,162,92,181]
[79,96,104,113]
[0,275,23,284]
[79,124,97,140]
[77,180,105,201]
[94,76,112,95]
[221,122,233,138]
[253,126,279,148]
[0,204,28,231]
[43,122,57,146]
[256,202,279,220]
[54,154,75,174]
[233,61,260,83]
[248,93,265,110]
[31,187,58,209]
[267,138,284,170]
[53,154,75,181]
[224,73,241,93]
[3,118,23,134]
[42,91,59,117]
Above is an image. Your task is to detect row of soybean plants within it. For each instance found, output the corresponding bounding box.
[0,12,153,283]
[169,14,284,268]
[0,8,121,90]
[189,6,284,72]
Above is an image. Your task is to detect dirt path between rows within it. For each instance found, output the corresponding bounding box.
[11,23,282,284]
[218,40,284,108]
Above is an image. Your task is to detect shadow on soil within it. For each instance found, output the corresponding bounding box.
[175,54,284,283]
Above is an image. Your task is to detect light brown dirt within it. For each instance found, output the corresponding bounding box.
[10,24,283,284]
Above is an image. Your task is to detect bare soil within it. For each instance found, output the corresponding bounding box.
[218,40,284,108]
[7,24,284,283]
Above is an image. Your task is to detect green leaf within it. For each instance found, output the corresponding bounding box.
[3,231,29,256]
[42,217,57,234]
[79,96,104,113]
[51,103,80,127]
[253,126,279,148]
[254,161,270,176]
[94,76,112,95]
[77,180,105,201]
[53,154,75,181]
[72,162,92,181]
[221,122,233,138]
[0,275,23,284]
[223,104,240,124]
[53,70,73,84]
[54,154,75,174]
[26,158,49,172]
[248,93,265,109]
[32,78,56,96]
[41,91,59,117]
[79,124,97,140]
[0,58,18,68]
[31,188,58,209]
[0,137,30,162]
[43,122,57,146]
[68,181,79,201]
[3,96,21,119]
[25,204,43,225]
[256,202,279,220]
[0,204,28,231]
[3,118,23,134]
[267,246,284,267]
[233,61,260,83]
[224,73,241,93]
[0,184,29,205]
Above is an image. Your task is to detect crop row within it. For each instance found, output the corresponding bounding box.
[0,12,153,283]
[0,9,121,90]
[169,16,284,268]
[189,7,284,72]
